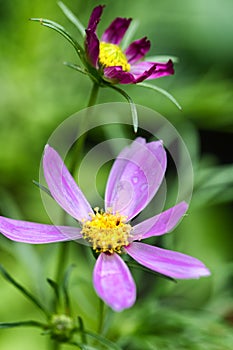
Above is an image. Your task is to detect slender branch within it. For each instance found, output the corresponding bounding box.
[69,82,99,176]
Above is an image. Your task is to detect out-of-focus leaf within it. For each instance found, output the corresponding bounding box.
[62,264,76,314]
[193,163,233,206]
[146,55,180,63]
[0,265,49,318]
[58,1,85,37]
[85,330,122,350]
[121,19,139,51]
[0,321,45,329]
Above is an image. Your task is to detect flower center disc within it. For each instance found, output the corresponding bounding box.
[99,42,130,72]
[81,208,131,253]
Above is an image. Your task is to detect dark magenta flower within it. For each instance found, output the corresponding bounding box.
[0,138,210,312]
[85,5,174,84]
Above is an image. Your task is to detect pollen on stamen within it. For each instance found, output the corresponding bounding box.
[99,42,131,72]
[81,208,132,254]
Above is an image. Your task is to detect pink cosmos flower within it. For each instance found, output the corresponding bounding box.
[0,138,210,311]
[85,5,174,84]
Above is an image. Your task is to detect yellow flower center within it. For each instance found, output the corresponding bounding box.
[99,42,131,72]
[81,208,131,254]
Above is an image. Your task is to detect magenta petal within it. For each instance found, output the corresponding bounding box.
[85,5,104,67]
[93,253,136,312]
[125,242,211,279]
[101,17,132,45]
[130,59,174,82]
[85,30,99,67]
[43,145,93,222]
[0,216,82,244]
[103,66,135,84]
[105,138,166,221]
[86,5,105,32]
[131,202,188,241]
[125,37,151,64]
[144,59,174,80]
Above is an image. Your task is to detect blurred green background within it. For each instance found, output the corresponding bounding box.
[0,0,233,349]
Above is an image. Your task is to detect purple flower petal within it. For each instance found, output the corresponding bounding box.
[101,17,132,45]
[125,37,151,64]
[0,216,82,244]
[125,242,211,279]
[105,138,166,221]
[86,5,105,32]
[85,30,100,68]
[85,5,104,67]
[93,252,136,311]
[103,66,135,84]
[130,59,174,81]
[43,145,93,222]
[131,201,188,241]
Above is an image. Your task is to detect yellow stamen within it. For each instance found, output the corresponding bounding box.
[81,208,131,254]
[99,42,131,72]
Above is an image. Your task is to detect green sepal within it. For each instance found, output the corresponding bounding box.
[57,1,85,37]
[110,85,138,133]
[32,180,52,198]
[0,265,49,318]
[0,320,45,329]
[138,82,182,110]
[126,261,177,283]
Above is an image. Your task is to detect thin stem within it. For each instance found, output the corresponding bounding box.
[97,298,105,334]
[69,82,99,176]
[78,316,87,344]
[51,340,61,350]
[55,242,70,285]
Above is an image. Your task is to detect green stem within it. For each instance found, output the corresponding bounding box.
[69,82,99,176]
[55,241,70,284]
[51,340,61,350]
[97,298,105,334]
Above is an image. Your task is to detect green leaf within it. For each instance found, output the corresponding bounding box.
[62,264,76,314]
[63,62,90,77]
[33,180,52,198]
[68,341,98,350]
[110,85,138,132]
[193,164,233,206]
[138,82,182,110]
[57,1,85,37]
[126,261,177,282]
[0,265,49,318]
[47,278,60,310]
[0,320,45,329]
[30,18,84,60]
[85,330,122,350]
[121,19,139,51]
[145,55,180,63]
[77,316,87,345]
